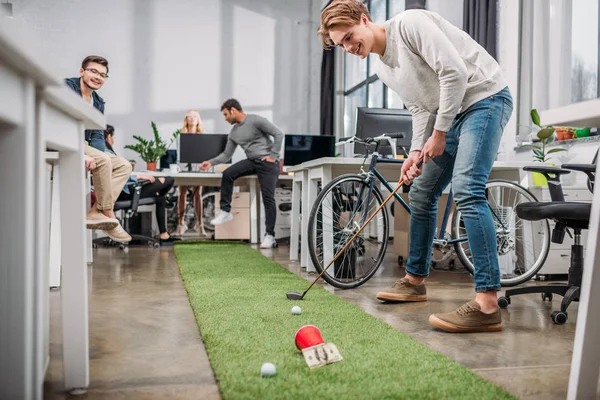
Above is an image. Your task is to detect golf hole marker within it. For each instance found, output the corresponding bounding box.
[295,325,342,369]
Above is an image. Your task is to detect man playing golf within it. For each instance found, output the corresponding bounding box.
[318,0,513,333]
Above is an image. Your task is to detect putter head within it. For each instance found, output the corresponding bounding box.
[286,291,304,300]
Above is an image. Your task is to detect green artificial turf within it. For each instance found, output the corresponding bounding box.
[174,242,515,400]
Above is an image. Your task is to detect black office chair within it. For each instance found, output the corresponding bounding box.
[93,179,160,249]
[498,158,597,324]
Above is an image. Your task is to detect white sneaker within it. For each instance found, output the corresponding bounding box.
[210,211,233,225]
[176,224,188,236]
[260,234,276,249]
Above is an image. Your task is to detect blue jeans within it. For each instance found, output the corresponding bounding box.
[405,87,513,292]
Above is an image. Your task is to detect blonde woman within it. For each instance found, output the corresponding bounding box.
[176,110,207,236]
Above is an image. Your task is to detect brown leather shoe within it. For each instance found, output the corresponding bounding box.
[429,300,502,333]
[376,277,427,302]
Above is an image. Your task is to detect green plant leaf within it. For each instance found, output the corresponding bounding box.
[530,109,541,127]
[537,127,555,140]
[547,148,567,154]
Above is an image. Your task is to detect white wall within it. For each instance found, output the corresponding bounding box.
[8,0,322,164]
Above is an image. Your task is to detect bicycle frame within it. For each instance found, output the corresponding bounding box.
[352,152,508,245]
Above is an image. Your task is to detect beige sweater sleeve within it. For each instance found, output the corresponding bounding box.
[398,11,468,134]
[406,103,437,152]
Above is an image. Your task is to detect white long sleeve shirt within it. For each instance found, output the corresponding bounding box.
[374,9,507,151]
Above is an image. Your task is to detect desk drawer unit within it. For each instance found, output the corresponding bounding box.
[214,192,250,240]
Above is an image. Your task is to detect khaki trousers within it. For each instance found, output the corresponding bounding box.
[86,145,132,210]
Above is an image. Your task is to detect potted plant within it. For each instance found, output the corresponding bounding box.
[555,127,575,141]
[525,109,567,186]
[125,122,180,171]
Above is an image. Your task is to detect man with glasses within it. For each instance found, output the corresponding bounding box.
[65,55,132,243]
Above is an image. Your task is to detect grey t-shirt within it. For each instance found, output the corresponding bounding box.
[209,114,284,166]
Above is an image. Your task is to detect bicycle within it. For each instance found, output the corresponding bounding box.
[307,134,551,289]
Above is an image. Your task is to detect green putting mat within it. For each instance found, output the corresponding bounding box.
[174,242,515,400]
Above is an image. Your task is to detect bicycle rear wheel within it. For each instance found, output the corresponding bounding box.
[452,180,551,287]
[307,174,389,289]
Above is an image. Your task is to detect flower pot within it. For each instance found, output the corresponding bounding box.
[575,128,591,138]
[532,172,548,187]
[146,162,157,171]
[555,127,574,141]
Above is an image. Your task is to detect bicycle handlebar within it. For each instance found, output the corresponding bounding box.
[335,132,407,147]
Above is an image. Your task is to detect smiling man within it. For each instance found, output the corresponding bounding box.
[319,0,514,333]
[65,56,132,243]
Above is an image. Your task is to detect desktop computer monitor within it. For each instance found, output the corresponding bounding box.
[354,107,413,156]
[179,134,228,165]
[283,134,335,166]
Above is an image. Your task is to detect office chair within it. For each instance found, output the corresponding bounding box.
[498,155,597,324]
[93,179,160,249]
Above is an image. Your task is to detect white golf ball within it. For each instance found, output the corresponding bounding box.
[261,362,276,377]
[291,306,302,315]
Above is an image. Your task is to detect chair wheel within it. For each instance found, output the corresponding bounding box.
[498,297,510,308]
[119,244,126,250]
[153,242,160,248]
[551,311,568,324]
[542,293,553,302]
[92,243,98,249]
[398,256,404,266]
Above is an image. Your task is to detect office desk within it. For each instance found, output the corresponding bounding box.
[288,158,535,272]
[41,86,106,395]
[132,171,292,243]
[0,18,106,398]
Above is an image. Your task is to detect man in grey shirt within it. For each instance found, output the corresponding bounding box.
[200,98,283,248]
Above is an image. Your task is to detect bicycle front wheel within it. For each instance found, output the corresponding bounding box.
[307,174,389,289]
[452,180,551,287]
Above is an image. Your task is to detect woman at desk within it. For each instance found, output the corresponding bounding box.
[104,126,180,245]
[176,110,207,236]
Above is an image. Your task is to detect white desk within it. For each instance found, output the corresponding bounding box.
[0,18,106,399]
[541,100,600,399]
[133,171,292,243]
[288,158,534,272]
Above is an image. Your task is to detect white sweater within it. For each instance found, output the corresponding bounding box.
[375,10,507,151]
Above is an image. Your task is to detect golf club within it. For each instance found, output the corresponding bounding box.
[286,159,423,300]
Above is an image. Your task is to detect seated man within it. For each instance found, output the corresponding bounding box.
[65,55,132,243]
[104,125,180,246]
[199,99,283,249]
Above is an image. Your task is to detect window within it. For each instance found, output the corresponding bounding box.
[344,87,367,138]
[345,52,368,90]
[515,1,600,142]
[342,0,407,137]
[368,80,384,108]
[571,0,599,103]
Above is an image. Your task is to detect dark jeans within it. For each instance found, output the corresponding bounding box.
[220,159,279,236]
[118,176,175,234]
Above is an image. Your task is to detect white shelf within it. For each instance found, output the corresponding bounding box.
[540,99,600,128]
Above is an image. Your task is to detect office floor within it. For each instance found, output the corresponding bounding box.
[43,242,600,400]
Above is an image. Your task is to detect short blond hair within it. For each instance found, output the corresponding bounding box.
[318,0,371,49]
